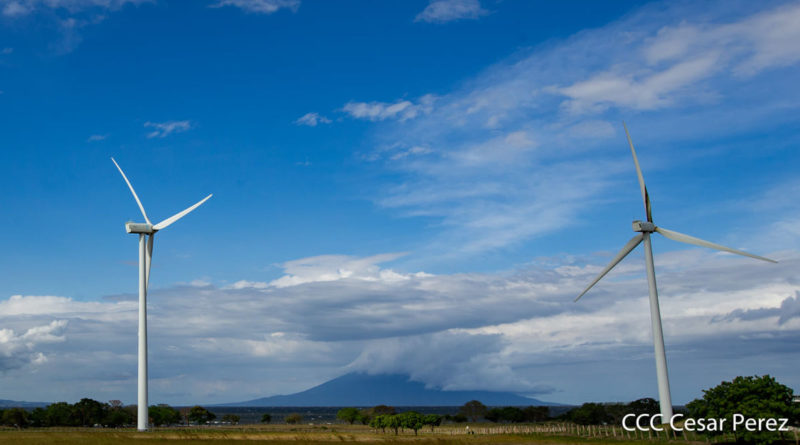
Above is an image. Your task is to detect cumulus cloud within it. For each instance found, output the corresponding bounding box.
[414,0,488,24]
[0,319,67,371]
[294,112,331,127]
[341,95,435,122]
[210,0,299,14]
[144,120,192,138]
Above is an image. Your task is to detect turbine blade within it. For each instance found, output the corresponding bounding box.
[111,158,151,225]
[623,122,653,223]
[575,233,644,302]
[655,227,777,263]
[146,233,154,289]
[153,194,212,230]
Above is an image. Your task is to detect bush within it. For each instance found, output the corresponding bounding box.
[285,413,303,424]
[261,413,272,423]
[221,414,240,425]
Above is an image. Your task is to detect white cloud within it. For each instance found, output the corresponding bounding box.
[0,0,147,17]
[2,1,32,16]
[0,320,67,371]
[390,145,432,160]
[269,252,420,287]
[349,2,800,258]
[227,279,269,289]
[415,0,488,24]
[144,120,192,138]
[210,0,299,14]
[1,1,149,53]
[87,133,107,142]
[556,2,800,113]
[294,112,331,127]
[0,249,796,404]
[341,94,435,122]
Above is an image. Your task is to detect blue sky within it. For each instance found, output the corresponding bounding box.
[1,0,799,406]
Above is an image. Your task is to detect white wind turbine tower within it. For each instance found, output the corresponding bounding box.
[112,158,212,432]
[575,123,776,423]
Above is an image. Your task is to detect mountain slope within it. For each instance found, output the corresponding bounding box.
[0,399,49,408]
[226,373,558,406]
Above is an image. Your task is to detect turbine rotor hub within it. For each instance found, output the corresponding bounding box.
[125,222,155,234]
[632,220,656,233]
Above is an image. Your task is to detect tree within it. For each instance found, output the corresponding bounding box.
[445,413,467,423]
[384,414,401,435]
[221,414,240,425]
[1,408,29,429]
[72,398,107,426]
[603,403,629,424]
[522,406,549,423]
[485,406,525,423]
[628,398,659,416]
[285,413,303,424]
[179,407,191,425]
[42,402,74,426]
[149,404,181,427]
[337,407,362,424]
[687,375,800,445]
[423,414,442,432]
[370,405,396,416]
[369,414,385,433]
[563,403,610,425]
[187,406,216,425]
[459,400,487,422]
[399,411,424,435]
[261,413,272,423]
[106,404,134,427]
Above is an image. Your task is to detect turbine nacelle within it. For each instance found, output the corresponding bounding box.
[632,220,655,233]
[125,222,156,234]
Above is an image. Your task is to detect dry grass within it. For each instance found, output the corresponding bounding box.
[0,424,696,445]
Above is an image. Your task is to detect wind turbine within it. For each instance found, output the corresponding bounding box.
[112,158,211,431]
[574,123,776,423]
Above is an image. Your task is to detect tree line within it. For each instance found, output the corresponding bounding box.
[0,399,228,428]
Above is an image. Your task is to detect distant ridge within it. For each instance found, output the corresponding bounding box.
[0,399,48,408]
[224,373,559,407]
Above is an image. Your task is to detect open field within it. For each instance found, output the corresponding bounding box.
[2,423,773,445]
